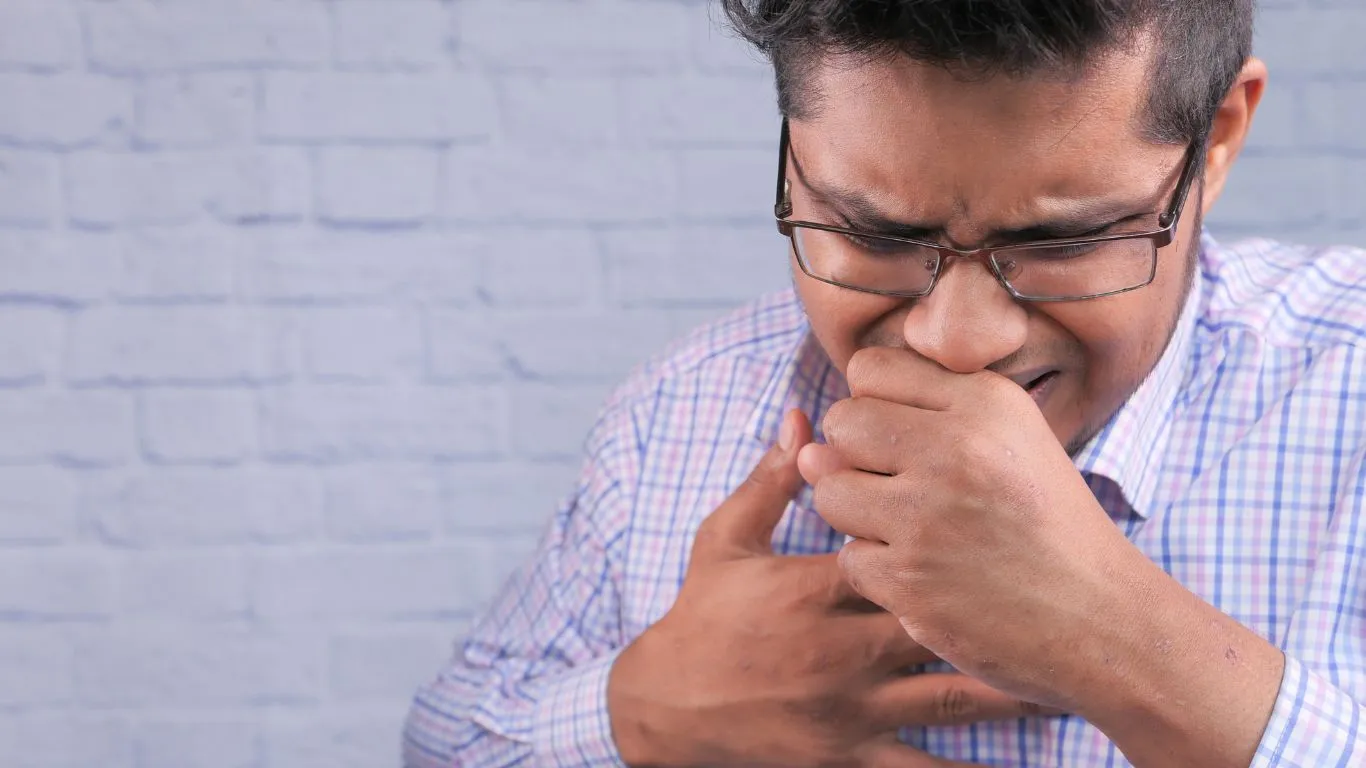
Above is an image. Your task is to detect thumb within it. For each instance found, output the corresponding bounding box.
[692,409,812,562]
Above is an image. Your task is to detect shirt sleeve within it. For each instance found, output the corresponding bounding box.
[402,399,639,768]
[1251,449,1366,767]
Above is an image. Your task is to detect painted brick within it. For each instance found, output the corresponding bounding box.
[139,389,257,464]
[441,146,675,223]
[315,146,440,225]
[0,714,136,768]
[688,6,771,75]
[0,306,63,384]
[64,151,206,227]
[442,460,577,534]
[0,231,122,304]
[66,149,310,227]
[1254,8,1366,77]
[93,467,325,547]
[602,225,787,306]
[66,306,294,386]
[1209,155,1335,229]
[236,229,478,305]
[329,626,459,699]
[424,309,508,382]
[135,718,258,768]
[498,75,619,148]
[0,1,83,69]
[618,74,776,145]
[0,628,72,706]
[257,386,505,461]
[260,72,494,142]
[207,148,311,223]
[302,306,424,382]
[0,73,131,148]
[71,624,325,706]
[116,552,250,619]
[1336,159,1366,227]
[675,146,775,221]
[459,0,690,73]
[250,544,496,619]
[0,466,79,543]
[0,391,135,464]
[260,706,408,768]
[0,150,59,226]
[479,229,601,307]
[84,0,331,73]
[114,226,239,302]
[332,0,453,70]
[136,74,255,148]
[1302,82,1366,152]
[495,309,681,381]
[1243,82,1300,151]
[0,551,115,617]
[324,465,443,541]
[507,382,611,460]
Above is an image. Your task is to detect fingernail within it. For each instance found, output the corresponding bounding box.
[778,411,795,452]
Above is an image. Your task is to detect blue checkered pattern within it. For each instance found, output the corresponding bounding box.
[404,232,1366,767]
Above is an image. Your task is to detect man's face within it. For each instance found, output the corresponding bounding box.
[788,50,1209,454]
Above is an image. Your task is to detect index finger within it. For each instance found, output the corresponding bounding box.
[846,347,958,410]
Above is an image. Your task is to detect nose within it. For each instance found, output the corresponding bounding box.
[902,256,1028,373]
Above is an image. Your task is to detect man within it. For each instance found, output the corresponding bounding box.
[405,1,1366,765]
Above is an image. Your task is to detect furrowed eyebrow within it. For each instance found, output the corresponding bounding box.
[788,147,1163,245]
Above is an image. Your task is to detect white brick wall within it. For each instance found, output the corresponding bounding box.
[0,0,1359,764]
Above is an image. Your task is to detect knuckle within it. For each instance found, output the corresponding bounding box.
[851,346,899,389]
[956,433,999,476]
[845,348,881,391]
[836,546,873,597]
[689,513,729,554]
[887,478,922,520]
[811,472,842,514]
[821,398,854,446]
[933,685,979,723]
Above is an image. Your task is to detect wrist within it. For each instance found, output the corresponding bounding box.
[607,627,691,768]
[1075,554,1283,767]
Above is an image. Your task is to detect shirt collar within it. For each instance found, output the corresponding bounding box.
[1070,232,1212,519]
[748,310,847,448]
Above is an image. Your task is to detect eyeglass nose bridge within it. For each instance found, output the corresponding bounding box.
[916,242,1027,300]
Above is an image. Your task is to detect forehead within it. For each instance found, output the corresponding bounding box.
[791,49,1180,228]
[803,45,1155,155]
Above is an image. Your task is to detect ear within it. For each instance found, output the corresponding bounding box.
[1200,57,1270,213]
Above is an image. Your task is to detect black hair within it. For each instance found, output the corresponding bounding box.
[721,0,1254,145]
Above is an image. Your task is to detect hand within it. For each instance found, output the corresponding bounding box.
[802,347,1140,712]
[607,409,1049,768]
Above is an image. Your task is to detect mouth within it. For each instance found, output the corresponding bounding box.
[1016,369,1061,405]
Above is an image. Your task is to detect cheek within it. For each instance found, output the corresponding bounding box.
[792,260,900,370]
[1045,278,1182,412]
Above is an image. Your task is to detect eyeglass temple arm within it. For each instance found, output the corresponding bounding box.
[774,118,792,219]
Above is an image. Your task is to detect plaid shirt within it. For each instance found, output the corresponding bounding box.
[405,233,1366,767]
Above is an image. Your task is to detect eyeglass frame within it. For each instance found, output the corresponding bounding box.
[773,117,1205,302]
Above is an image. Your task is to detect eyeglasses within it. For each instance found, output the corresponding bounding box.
[774,119,1203,302]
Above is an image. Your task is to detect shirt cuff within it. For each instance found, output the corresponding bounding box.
[1252,655,1365,767]
[532,650,628,768]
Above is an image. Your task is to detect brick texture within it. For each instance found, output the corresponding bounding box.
[0,0,1359,764]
